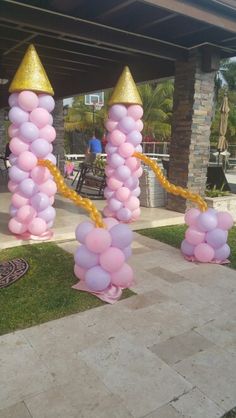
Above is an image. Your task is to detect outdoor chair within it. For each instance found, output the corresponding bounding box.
[75,161,106,199]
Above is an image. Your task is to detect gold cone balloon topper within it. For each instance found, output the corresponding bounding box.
[9,44,54,95]
[108,66,142,106]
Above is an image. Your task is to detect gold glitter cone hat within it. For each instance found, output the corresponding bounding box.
[9,44,54,95]
[108,66,142,106]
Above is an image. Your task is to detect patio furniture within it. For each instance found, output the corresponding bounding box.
[75,162,106,199]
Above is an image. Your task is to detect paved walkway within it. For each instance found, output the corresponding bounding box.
[1,233,236,418]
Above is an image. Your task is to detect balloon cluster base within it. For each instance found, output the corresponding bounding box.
[183,255,230,264]
[72,281,124,304]
[18,230,53,241]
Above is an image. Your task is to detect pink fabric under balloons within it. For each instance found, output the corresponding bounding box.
[104,104,143,222]
[8,92,56,239]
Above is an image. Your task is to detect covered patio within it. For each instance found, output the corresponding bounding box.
[0,0,236,212]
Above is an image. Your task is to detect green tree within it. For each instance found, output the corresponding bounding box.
[138,80,174,140]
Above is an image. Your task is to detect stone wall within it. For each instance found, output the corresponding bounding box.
[0,109,6,155]
[167,50,218,213]
[52,99,65,172]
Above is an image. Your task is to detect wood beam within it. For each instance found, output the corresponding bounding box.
[0,1,187,61]
[138,12,177,31]
[142,0,236,33]
[97,0,136,20]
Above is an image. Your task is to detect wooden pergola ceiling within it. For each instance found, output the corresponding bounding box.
[0,0,236,107]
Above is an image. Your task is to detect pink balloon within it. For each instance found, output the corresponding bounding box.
[11,192,29,208]
[19,178,38,198]
[105,143,117,155]
[31,192,50,211]
[48,114,53,126]
[16,205,36,223]
[115,187,130,202]
[217,211,234,230]
[85,266,111,292]
[119,142,135,158]
[105,166,114,177]
[39,125,56,143]
[8,180,18,193]
[30,107,50,128]
[181,239,195,256]
[126,130,142,146]
[132,207,141,220]
[17,151,38,171]
[104,187,115,200]
[8,124,19,138]
[197,211,217,232]
[117,207,132,222]
[19,122,39,143]
[39,179,57,196]
[75,221,94,243]
[184,208,201,227]
[38,94,55,112]
[107,176,123,191]
[194,243,215,263]
[38,206,56,222]
[108,197,123,212]
[85,228,112,254]
[127,105,143,120]
[133,166,143,178]
[115,165,131,181]
[103,205,114,218]
[105,119,118,132]
[8,217,27,235]
[118,116,136,134]
[103,217,119,230]
[30,138,51,158]
[135,144,142,153]
[109,153,125,168]
[9,166,29,183]
[10,137,29,156]
[74,264,86,281]
[109,104,127,121]
[214,243,230,261]
[136,119,144,132]
[100,247,125,273]
[18,91,39,112]
[110,130,126,146]
[185,227,205,245]
[111,263,134,288]
[9,106,29,126]
[206,228,228,249]
[31,166,51,184]
[125,196,139,211]
[125,156,138,171]
[74,245,99,269]
[8,93,19,108]
[28,217,47,235]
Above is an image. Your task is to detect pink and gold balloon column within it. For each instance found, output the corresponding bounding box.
[103,67,143,222]
[7,45,57,239]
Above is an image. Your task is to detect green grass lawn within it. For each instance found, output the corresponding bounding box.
[0,243,134,336]
[138,224,236,270]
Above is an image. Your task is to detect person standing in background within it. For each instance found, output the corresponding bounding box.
[85,128,102,163]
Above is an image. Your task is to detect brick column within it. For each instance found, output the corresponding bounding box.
[52,99,64,172]
[167,51,218,212]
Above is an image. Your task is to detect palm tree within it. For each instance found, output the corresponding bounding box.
[138,80,174,140]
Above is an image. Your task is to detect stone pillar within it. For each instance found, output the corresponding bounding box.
[167,50,218,212]
[52,99,64,172]
[0,109,6,155]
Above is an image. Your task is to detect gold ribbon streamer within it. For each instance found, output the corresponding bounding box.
[133,152,207,212]
[37,159,105,228]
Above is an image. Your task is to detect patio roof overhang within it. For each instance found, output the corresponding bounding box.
[0,0,236,107]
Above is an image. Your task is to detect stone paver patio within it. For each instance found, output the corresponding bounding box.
[1,232,236,417]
